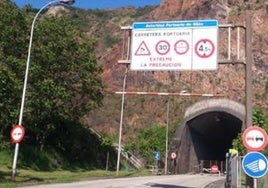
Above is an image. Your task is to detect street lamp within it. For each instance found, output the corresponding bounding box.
[116,67,128,176]
[11,0,75,181]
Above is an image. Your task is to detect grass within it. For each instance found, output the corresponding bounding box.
[0,142,151,187]
[0,166,152,188]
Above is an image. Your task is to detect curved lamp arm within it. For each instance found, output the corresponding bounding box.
[19,0,74,125]
[12,0,75,181]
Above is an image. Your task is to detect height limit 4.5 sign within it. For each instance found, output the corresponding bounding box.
[131,20,218,71]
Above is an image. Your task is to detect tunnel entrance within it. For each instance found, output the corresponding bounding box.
[172,99,245,174]
[189,111,242,161]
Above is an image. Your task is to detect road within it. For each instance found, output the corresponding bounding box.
[20,174,225,188]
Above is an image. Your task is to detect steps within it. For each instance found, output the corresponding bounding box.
[89,128,144,169]
[113,143,144,169]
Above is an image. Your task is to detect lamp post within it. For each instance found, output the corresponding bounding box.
[11,0,75,181]
[116,67,128,176]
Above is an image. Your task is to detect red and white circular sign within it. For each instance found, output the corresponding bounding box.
[10,125,25,144]
[242,126,268,151]
[155,40,170,55]
[194,39,215,58]
[171,152,177,159]
[211,165,219,174]
[174,40,189,55]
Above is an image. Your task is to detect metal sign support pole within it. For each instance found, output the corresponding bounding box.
[116,26,131,176]
[245,15,254,188]
[164,98,170,175]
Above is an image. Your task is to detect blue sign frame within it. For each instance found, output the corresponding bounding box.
[242,152,268,178]
[133,20,218,30]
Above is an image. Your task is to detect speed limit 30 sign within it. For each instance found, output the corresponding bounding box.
[155,40,170,55]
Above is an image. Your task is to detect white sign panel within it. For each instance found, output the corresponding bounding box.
[131,20,218,71]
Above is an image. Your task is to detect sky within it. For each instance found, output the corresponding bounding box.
[13,0,161,9]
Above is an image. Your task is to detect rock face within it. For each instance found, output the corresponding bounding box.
[148,0,268,110]
[150,0,229,21]
[47,5,71,16]
[83,0,268,140]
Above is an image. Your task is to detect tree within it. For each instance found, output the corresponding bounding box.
[23,15,104,149]
[0,0,28,147]
[125,124,176,165]
[0,1,104,151]
[252,108,268,131]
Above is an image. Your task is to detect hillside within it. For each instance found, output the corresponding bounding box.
[66,0,268,146]
[0,0,265,173]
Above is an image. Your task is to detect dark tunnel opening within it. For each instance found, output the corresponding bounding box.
[172,99,245,174]
[188,111,242,161]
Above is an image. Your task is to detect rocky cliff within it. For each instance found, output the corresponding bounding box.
[83,0,268,141]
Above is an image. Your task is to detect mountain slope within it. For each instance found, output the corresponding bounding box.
[82,0,268,143]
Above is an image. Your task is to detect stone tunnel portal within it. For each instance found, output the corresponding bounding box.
[172,99,245,174]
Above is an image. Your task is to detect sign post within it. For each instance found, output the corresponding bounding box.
[242,126,268,188]
[154,151,160,161]
[153,151,160,175]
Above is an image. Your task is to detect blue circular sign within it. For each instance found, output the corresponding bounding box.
[242,152,268,178]
[154,151,160,161]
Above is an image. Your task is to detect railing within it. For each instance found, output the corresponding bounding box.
[89,128,144,169]
[113,143,144,169]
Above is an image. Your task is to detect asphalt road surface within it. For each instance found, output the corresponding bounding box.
[20,174,225,188]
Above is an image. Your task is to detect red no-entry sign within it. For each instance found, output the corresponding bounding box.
[10,125,25,144]
[211,165,219,174]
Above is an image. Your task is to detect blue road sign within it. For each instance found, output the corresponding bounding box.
[154,151,160,161]
[242,152,268,178]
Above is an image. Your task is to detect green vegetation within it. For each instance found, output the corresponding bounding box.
[0,1,159,185]
[1,0,268,186]
[125,122,177,165]
[0,166,151,188]
[232,109,268,155]
[0,0,116,178]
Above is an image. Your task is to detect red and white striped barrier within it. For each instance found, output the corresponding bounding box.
[115,91,224,97]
